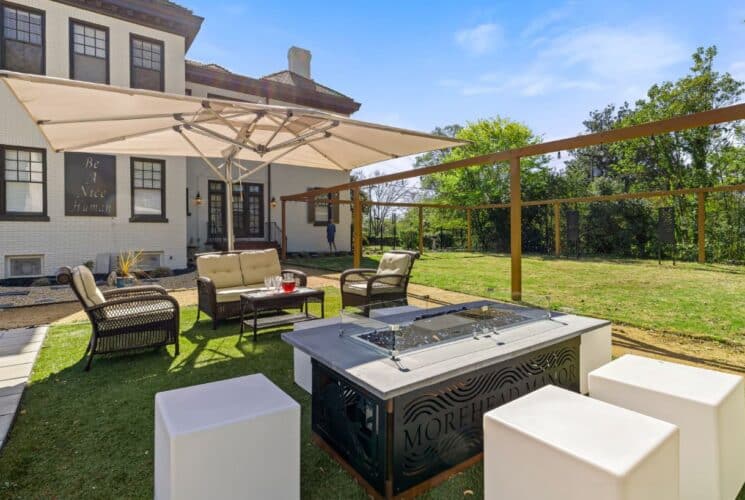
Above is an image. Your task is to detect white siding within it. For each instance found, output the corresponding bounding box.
[186,159,351,253]
[0,0,188,278]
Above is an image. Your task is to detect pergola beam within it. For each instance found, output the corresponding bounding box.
[282,102,745,202]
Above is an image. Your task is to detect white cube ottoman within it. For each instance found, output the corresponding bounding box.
[483,385,679,500]
[589,355,745,500]
[154,374,300,500]
[579,322,612,394]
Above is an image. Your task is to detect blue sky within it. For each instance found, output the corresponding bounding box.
[183,0,745,173]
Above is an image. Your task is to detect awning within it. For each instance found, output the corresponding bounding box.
[0,71,465,172]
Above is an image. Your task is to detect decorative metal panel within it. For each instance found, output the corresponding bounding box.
[657,207,675,244]
[311,360,388,494]
[312,337,581,497]
[566,210,580,243]
[64,153,116,216]
[391,338,580,494]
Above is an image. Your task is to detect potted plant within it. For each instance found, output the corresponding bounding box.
[116,250,142,288]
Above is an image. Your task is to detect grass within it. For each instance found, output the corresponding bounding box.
[287,252,745,343]
[0,288,483,499]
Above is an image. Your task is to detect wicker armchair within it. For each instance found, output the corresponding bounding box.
[58,266,180,371]
[340,250,420,313]
[196,250,307,329]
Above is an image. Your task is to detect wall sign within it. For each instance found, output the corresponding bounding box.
[65,153,116,216]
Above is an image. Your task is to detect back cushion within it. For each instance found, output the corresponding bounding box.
[72,265,105,307]
[197,254,243,289]
[240,249,281,285]
[377,253,411,285]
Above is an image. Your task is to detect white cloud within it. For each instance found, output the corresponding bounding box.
[730,61,745,82]
[455,23,502,55]
[543,25,687,80]
[451,23,685,99]
[521,2,575,39]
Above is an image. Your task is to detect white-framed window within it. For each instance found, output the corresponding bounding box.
[6,255,43,278]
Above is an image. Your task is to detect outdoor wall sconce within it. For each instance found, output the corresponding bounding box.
[270,197,277,208]
[194,191,203,206]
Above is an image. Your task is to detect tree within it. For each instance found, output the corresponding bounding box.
[417,117,552,251]
[355,170,414,244]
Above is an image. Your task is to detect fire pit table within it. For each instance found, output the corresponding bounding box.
[282,300,610,499]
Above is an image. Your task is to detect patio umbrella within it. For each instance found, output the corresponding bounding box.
[0,70,465,250]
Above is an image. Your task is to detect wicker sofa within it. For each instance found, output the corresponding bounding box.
[58,265,180,371]
[196,249,307,329]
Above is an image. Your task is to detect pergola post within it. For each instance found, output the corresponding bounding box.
[466,209,472,251]
[510,157,522,301]
[554,203,561,256]
[353,189,363,267]
[281,199,287,260]
[418,206,424,255]
[697,191,706,263]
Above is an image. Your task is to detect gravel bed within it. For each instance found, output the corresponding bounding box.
[0,271,198,308]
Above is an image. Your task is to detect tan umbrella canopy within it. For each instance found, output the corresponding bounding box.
[0,70,465,249]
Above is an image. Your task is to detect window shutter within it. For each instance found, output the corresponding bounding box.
[306,187,316,223]
[332,193,340,223]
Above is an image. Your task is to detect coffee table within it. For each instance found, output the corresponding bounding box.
[239,288,325,342]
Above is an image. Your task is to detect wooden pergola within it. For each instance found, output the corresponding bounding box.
[281,103,745,300]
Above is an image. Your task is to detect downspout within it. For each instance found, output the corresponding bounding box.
[267,163,272,242]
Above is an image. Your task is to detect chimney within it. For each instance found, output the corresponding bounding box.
[288,46,311,79]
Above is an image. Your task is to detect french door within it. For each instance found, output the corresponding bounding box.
[208,181,264,239]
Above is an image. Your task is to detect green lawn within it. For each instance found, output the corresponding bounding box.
[0,289,482,499]
[288,252,745,343]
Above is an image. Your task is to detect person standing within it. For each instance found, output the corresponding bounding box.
[326,221,337,253]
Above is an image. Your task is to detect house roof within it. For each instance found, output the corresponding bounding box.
[185,60,362,115]
[52,0,204,50]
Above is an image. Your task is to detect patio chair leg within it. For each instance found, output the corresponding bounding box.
[84,339,92,354]
[213,318,219,330]
[196,309,201,321]
[174,339,180,356]
[84,352,94,371]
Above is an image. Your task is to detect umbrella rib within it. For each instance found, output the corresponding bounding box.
[264,121,339,153]
[53,111,250,152]
[182,122,261,154]
[177,128,228,181]
[265,114,346,170]
[38,111,201,126]
[263,112,292,149]
[328,131,400,159]
[235,136,327,183]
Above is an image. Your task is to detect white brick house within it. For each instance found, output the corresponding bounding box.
[0,0,360,281]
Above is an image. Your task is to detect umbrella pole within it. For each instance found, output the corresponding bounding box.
[225,160,235,252]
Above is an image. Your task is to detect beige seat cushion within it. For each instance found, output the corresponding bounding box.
[72,265,105,307]
[239,249,281,286]
[215,284,264,303]
[197,254,243,289]
[376,253,411,286]
[342,282,405,297]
